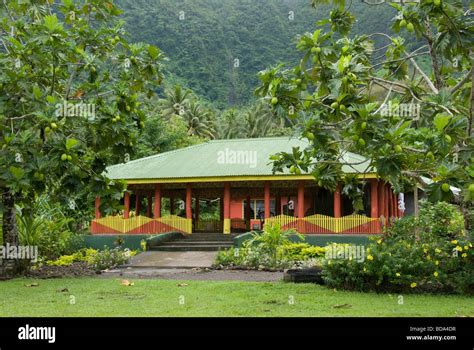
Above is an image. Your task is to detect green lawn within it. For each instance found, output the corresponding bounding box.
[0,277,472,317]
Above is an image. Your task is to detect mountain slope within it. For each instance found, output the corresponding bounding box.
[117,0,399,108]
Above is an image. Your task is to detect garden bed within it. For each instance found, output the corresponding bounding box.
[26,262,97,279]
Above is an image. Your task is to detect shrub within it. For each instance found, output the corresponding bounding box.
[215,247,244,267]
[246,222,302,267]
[45,248,99,267]
[44,248,136,272]
[280,243,311,261]
[46,255,76,267]
[17,213,85,261]
[280,243,326,261]
[214,237,326,270]
[323,202,473,294]
[301,246,326,259]
[90,247,135,271]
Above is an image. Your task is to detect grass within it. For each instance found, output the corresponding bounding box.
[0,277,472,317]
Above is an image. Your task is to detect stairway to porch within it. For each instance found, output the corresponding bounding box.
[149,232,236,252]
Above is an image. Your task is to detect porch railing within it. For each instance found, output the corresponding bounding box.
[91,214,382,235]
[265,214,382,234]
[91,215,192,234]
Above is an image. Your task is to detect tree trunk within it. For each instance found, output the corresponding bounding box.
[1,189,20,277]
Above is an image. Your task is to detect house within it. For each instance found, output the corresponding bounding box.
[91,137,403,235]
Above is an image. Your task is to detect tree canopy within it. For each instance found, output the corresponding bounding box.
[0,0,164,263]
[255,0,473,209]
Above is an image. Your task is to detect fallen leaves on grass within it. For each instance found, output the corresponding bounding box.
[56,288,69,293]
[24,283,39,287]
[120,280,135,286]
[333,303,352,309]
[177,283,189,287]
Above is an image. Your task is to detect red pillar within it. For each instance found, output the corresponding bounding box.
[385,185,390,221]
[153,185,161,219]
[246,195,251,231]
[264,181,271,219]
[377,181,384,218]
[393,190,398,218]
[298,181,305,233]
[370,180,379,234]
[95,197,101,219]
[186,184,192,220]
[223,182,231,234]
[135,194,141,216]
[389,189,393,218]
[334,184,342,218]
[124,191,130,219]
[370,179,378,218]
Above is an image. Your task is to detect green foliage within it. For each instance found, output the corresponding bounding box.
[216,101,292,139]
[118,0,401,108]
[281,242,326,261]
[0,0,164,247]
[247,222,302,266]
[45,254,76,267]
[323,203,473,294]
[135,114,204,158]
[215,225,327,269]
[45,248,98,267]
[16,196,84,260]
[255,0,473,209]
[90,247,135,271]
[44,247,135,271]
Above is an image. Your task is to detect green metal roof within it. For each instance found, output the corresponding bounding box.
[106,137,373,180]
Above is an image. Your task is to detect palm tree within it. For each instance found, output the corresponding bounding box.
[242,102,275,138]
[215,109,244,139]
[158,85,191,118]
[181,101,215,139]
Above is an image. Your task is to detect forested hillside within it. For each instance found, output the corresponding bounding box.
[117,0,403,108]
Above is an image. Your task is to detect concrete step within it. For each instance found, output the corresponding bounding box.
[160,240,232,246]
[183,238,233,243]
[182,237,234,242]
[150,244,232,252]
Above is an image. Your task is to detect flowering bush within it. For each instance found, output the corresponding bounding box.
[215,239,326,270]
[45,248,98,266]
[45,248,136,271]
[91,248,136,271]
[323,202,473,294]
[46,254,76,267]
[280,243,326,261]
